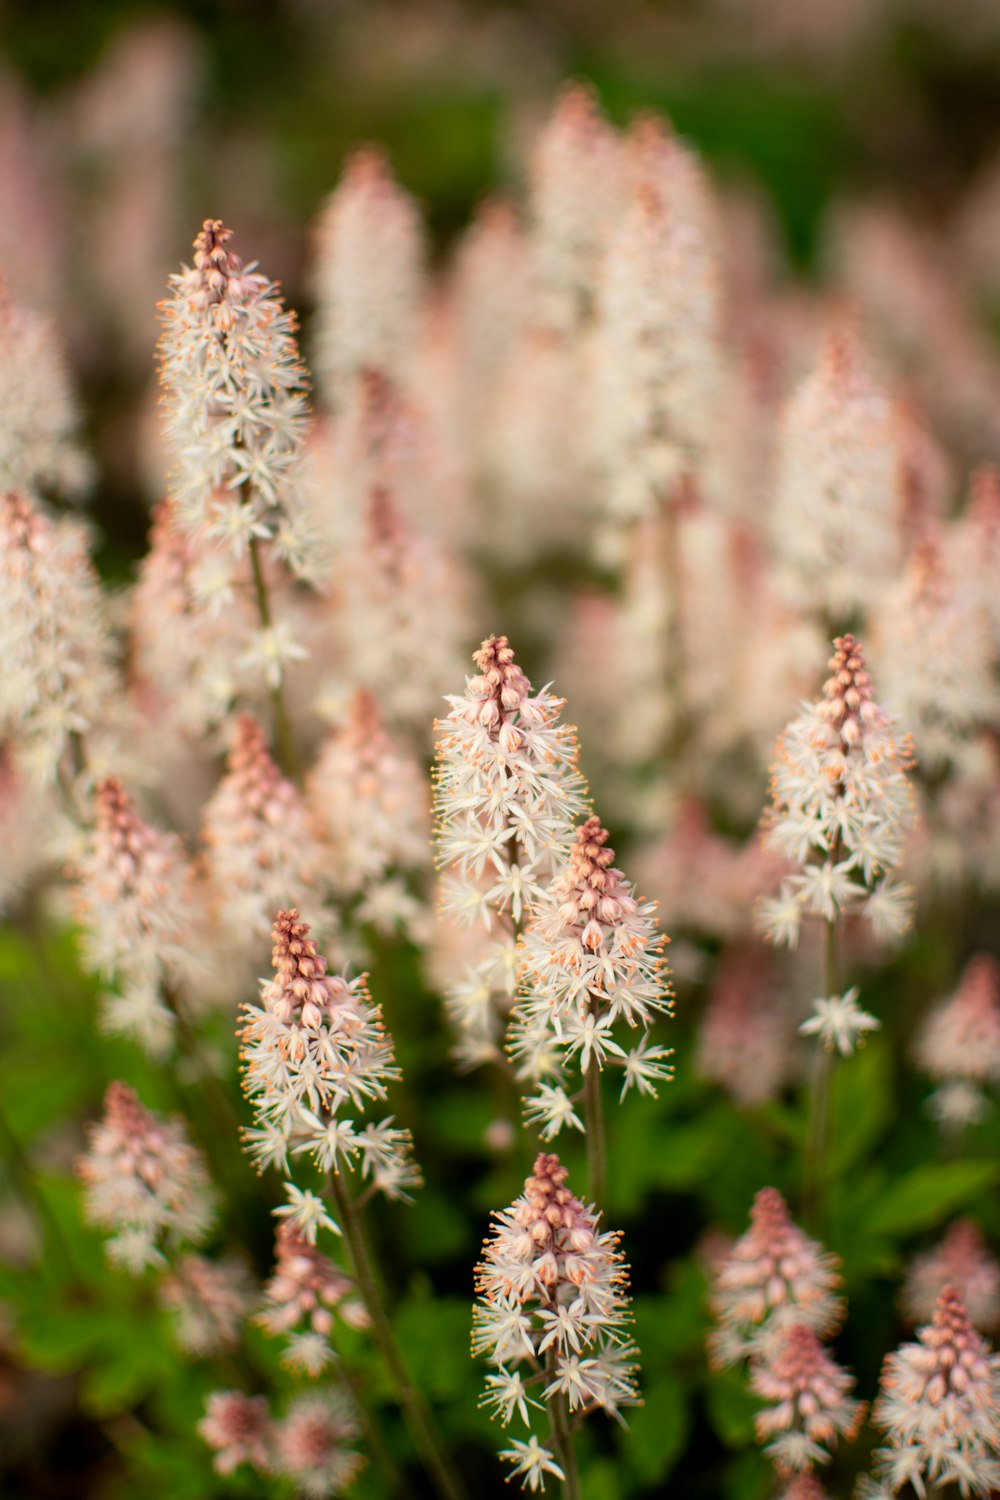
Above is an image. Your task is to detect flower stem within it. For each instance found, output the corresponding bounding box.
[326,1170,469,1500]
[583,1060,607,1210]
[545,1356,582,1500]
[248,534,301,784]
[803,918,839,1230]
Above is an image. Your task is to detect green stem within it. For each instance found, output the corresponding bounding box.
[326,1170,468,1500]
[803,918,839,1231]
[0,1096,80,1282]
[545,1350,582,1500]
[248,534,301,784]
[338,1359,415,1499]
[583,1061,607,1210]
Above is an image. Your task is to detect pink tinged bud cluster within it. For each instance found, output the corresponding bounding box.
[78,1082,215,1272]
[199,1387,363,1496]
[771,324,903,620]
[529,83,624,335]
[593,117,721,527]
[434,636,590,1067]
[914,956,1000,1130]
[696,946,797,1106]
[757,635,917,950]
[903,1223,1000,1334]
[72,777,200,1056]
[950,466,1000,654]
[862,1286,1000,1497]
[710,1188,845,1368]
[872,534,999,772]
[129,499,256,735]
[0,285,90,500]
[239,910,420,1217]
[258,1222,368,1376]
[473,1153,639,1491]
[312,146,425,406]
[158,1253,254,1357]
[510,816,673,1138]
[0,490,120,785]
[201,715,329,950]
[333,483,467,732]
[751,1322,864,1475]
[158,219,313,575]
[307,688,430,939]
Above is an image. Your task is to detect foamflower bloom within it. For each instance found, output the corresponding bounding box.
[0,284,90,500]
[509,816,673,1137]
[800,988,880,1056]
[158,1253,255,1357]
[757,634,916,950]
[710,1187,844,1368]
[860,1286,1000,1497]
[903,1222,1000,1334]
[750,1322,864,1474]
[239,910,420,1219]
[78,1081,215,1272]
[258,1222,368,1376]
[914,956,1000,1130]
[473,1152,639,1491]
[434,635,589,1068]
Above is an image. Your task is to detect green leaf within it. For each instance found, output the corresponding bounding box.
[861,1160,999,1238]
[704,1363,758,1448]
[826,1037,892,1179]
[626,1376,689,1483]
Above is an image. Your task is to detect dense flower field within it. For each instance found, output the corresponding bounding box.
[1,7,1000,1498]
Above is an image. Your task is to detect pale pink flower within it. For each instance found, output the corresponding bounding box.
[511,816,673,1135]
[158,219,312,574]
[771,322,903,620]
[312,146,425,406]
[307,688,429,940]
[751,1322,864,1474]
[710,1187,844,1367]
[446,197,531,434]
[757,635,917,950]
[0,490,120,786]
[199,1390,273,1476]
[258,1222,368,1375]
[158,1253,254,1356]
[903,1223,1000,1334]
[474,1153,639,1488]
[0,283,90,500]
[780,1478,832,1500]
[239,910,419,1205]
[592,115,721,529]
[434,635,589,1067]
[914,956,1000,1129]
[949,466,1000,655]
[696,946,797,1106]
[72,777,200,1055]
[78,1081,215,1272]
[201,714,329,953]
[529,82,623,334]
[865,1286,1000,1496]
[274,1390,364,1498]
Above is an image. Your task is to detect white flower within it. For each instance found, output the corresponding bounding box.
[273,1184,340,1245]
[497,1436,565,1493]
[800,989,880,1056]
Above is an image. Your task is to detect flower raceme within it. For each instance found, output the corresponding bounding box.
[239,910,420,1228]
[473,1153,639,1491]
[757,634,917,950]
[78,1081,215,1273]
[258,1222,368,1377]
[750,1322,864,1475]
[903,1222,1000,1334]
[509,815,673,1139]
[861,1286,1000,1497]
[433,634,589,1067]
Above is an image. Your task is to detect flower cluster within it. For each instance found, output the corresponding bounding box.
[434,635,589,1067]
[903,1222,1000,1334]
[158,1253,254,1357]
[473,1153,639,1491]
[750,1321,864,1474]
[914,954,1000,1130]
[157,218,310,566]
[239,909,420,1222]
[510,815,674,1137]
[758,634,917,949]
[200,1386,363,1497]
[258,1222,368,1376]
[861,1285,1000,1497]
[77,1081,215,1272]
[0,283,90,501]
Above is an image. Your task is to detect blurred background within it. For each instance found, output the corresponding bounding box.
[3,0,1000,569]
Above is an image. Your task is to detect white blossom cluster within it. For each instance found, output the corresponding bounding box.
[0,284,91,501]
[473,1153,639,1492]
[239,909,420,1232]
[758,634,917,949]
[510,815,674,1139]
[434,635,589,1068]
